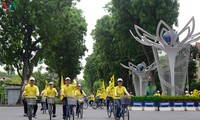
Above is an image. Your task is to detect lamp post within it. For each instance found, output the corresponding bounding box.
[130,17,200,96]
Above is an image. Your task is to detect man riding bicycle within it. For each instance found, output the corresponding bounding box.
[22,77,39,117]
[114,78,131,120]
[61,77,78,119]
[46,82,58,117]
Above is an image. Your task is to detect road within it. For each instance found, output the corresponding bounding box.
[0,105,199,120]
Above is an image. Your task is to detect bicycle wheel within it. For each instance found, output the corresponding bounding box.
[80,104,83,119]
[113,103,117,120]
[83,102,88,109]
[92,102,97,109]
[42,103,45,114]
[123,107,129,120]
[71,106,75,120]
[28,105,32,120]
[107,102,113,118]
[100,102,105,109]
[48,104,52,120]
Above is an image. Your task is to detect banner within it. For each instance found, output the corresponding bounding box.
[60,75,64,100]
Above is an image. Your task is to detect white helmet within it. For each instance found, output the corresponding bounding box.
[30,77,35,81]
[65,77,71,80]
[49,82,53,85]
[117,78,123,82]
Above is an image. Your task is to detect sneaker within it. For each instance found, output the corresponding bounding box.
[23,114,27,117]
[52,114,57,117]
[33,115,37,118]
[116,117,120,120]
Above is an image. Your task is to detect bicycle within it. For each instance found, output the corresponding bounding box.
[63,97,77,120]
[26,97,37,120]
[107,98,114,118]
[41,97,47,114]
[77,98,84,119]
[114,96,130,120]
[82,97,88,109]
[47,97,55,120]
[92,97,105,109]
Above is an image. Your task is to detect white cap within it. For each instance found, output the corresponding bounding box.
[117,78,123,82]
[65,77,70,80]
[185,90,189,93]
[49,82,53,85]
[30,77,35,81]
[78,84,81,87]
[157,91,160,93]
[109,81,111,84]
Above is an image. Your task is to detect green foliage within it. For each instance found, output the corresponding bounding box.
[0,86,6,94]
[44,6,87,80]
[0,0,77,84]
[93,80,102,93]
[78,80,90,95]
[132,96,200,102]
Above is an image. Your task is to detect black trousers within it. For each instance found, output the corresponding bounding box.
[106,96,114,109]
[23,99,27,114]
[62,97,68,116]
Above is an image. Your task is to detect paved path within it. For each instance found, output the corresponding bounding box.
[0,105,199,120]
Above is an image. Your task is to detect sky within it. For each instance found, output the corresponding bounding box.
[1,0,200,79]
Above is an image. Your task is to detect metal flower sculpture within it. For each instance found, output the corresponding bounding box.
[121,62,156,96]
[130,17,200,96]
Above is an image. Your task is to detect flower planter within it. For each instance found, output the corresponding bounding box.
[159,102,172,111]
[144,102,156,107]
[132,102,143,106]
[143,102,157,111]
[159,102,170,107]
[185,102,196,111]
[131,102,143,111]
[172,102,185,111]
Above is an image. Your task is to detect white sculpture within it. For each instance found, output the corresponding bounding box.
[121,62,156,96]
[130,17,200,96]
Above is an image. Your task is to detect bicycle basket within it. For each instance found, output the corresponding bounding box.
[121,97,131,105]
[42,98,46,102]
[47,97,55,104]
[78,98,84,104]
[26,98,36,105]
[67,97,77,105]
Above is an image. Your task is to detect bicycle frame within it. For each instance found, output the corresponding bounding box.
[26,97,36,120]
[65,105,74,120]
[77,102,83,119]
[47,97,55,120]
[119,104,129,120]
[107,101,114,118]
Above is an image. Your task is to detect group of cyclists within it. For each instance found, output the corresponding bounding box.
[22,76,131,120]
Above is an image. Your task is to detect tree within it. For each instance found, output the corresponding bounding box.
[0,0,77,103]
[85,0,179,93]
[0,0,75,81]
[43,6,87,86]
